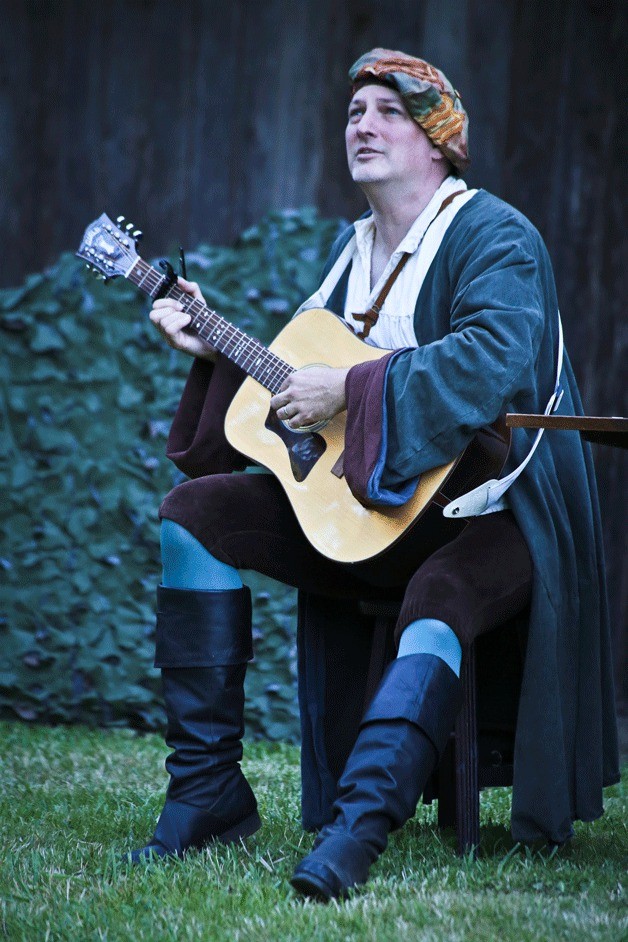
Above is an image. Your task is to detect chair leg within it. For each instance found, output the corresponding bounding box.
[361,615,390,714]
[455,644,479,857]
[436,735,456,829]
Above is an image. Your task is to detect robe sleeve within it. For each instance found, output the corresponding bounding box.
[343,214,548,505]
[166,355,249,478]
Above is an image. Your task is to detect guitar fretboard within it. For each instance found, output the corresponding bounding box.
[128,257,295,394]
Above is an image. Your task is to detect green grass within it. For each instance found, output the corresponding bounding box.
[0,722,625,941]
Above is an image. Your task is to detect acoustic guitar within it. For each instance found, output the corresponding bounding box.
[77,213,509,563]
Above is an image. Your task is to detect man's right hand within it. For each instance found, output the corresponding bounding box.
[150,277,217,362]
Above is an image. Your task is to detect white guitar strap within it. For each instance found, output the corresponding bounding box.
[442,313,565,518]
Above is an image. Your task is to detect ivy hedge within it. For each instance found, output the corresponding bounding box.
[0,208,345,741]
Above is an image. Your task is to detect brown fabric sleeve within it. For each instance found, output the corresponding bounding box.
[166,355,249,478]
[342,353,395,503]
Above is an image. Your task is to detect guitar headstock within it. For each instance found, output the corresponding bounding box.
[76,213,143,281]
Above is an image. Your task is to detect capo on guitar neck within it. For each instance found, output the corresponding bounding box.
[154,259,178,299]
[154,247,187,299]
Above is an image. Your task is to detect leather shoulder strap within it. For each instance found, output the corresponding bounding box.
[352,190,467,339]
[352,252,411,339]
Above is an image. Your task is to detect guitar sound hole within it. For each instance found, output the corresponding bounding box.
[265,409,326,482]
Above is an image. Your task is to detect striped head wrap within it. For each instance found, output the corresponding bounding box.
[349,48,470,173]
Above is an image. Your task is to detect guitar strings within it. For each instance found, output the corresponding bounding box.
[142,263,293,391]
[129,258,295,393]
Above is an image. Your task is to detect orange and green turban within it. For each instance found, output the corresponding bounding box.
[349,48,470,173]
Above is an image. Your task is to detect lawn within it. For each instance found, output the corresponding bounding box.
[1,721,625,941]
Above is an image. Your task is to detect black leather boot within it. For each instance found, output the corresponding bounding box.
[291,653,463,900]
[128,585,261,863]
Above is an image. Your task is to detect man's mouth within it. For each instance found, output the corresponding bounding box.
[356,147,382,157]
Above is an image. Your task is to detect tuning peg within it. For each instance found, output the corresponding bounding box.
[125,223,135,232]
[116,215,125,225]
[132,229,143,240]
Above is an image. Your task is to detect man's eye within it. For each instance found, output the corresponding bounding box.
[348,109,363,119]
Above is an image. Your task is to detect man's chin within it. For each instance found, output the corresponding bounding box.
[351,167,387,185]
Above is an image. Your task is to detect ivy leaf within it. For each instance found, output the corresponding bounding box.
[1,281,39,311]
[116,384,145,410]
[33,427,77,453]
[30,324,66,353]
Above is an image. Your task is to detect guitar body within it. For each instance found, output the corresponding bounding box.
[225,307,458,563]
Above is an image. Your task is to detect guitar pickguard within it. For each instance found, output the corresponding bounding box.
[264,409,326,482]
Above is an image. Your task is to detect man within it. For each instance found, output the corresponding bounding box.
[135,49,618,900]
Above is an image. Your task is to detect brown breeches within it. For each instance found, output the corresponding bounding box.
[159,472,532,648]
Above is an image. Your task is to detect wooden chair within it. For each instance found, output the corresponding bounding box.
[358,599,527,857]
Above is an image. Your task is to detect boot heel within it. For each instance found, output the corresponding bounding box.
[217,809,261,844]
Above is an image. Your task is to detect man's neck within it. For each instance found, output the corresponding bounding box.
[363,172,449,257]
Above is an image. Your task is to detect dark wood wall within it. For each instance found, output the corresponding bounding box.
[2,0,626,696]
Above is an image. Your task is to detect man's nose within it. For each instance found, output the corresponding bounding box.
[356,113,377,137]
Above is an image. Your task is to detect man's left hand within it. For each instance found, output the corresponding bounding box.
[270,366,349,428]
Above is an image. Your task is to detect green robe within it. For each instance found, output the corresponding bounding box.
[322,190,619,843]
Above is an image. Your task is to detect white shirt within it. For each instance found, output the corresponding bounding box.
[343,175,477,349]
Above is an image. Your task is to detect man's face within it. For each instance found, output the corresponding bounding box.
[345,83,438,187]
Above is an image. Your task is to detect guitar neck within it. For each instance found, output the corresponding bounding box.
[127,257,294,393]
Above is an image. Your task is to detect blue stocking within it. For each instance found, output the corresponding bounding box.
[396,618,462,677]
[160,518,242,590]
